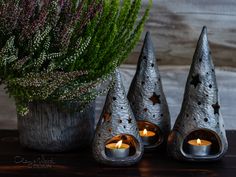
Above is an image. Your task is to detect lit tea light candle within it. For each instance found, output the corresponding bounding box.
[188,138,212,156]
[105,140,130,159]
[139,129,156,146]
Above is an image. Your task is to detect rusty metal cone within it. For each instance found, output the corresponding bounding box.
[128,32,171,149]
[168,26,228,161]
[92,69,143,166]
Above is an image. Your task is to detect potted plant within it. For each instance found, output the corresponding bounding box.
[0,0,152,152]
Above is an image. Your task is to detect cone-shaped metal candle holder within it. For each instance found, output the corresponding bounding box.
[168,26,228,161]
[128,32,171,149]
[93,70,143,166]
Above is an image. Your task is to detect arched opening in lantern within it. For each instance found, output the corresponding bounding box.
[182,129,222,158]
[137,121,163,149]
[105,134,141,159]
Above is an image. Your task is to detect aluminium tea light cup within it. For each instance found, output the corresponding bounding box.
[139,129,157,146]
[105,140,130,159]
[188,139,212,156]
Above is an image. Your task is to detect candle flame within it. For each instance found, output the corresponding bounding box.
[197,138,201,145]
[115,140,123,149]
[143,129,148,136]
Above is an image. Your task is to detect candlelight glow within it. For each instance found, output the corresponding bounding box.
[197,138,201,145]
[115,140,123,149]
[143,129,148,136]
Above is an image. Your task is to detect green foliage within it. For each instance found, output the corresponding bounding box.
[0,0,152,115]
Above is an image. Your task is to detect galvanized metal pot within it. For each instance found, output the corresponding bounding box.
[18,101,95,152]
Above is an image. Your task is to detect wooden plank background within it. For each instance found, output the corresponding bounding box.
[127,0,236,67]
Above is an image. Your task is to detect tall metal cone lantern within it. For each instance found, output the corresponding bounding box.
[93,70,143,166]
[128,32,171,149]
[168,27,228,161]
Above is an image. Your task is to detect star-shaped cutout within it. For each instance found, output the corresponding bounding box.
[149,92,161,105]
[128,117,132,124]
[212,102,220,115]
[190,74,201,88]
[103,112,111,122]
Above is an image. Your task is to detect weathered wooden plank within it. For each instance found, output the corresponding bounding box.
[127,0,236,67]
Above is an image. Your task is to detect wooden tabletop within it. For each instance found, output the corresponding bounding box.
[0,130,235,177]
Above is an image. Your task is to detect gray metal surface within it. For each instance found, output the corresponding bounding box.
[93,70,143,166]
[128,32,170,149]
[167,27,228,161]
[18,101,95,152]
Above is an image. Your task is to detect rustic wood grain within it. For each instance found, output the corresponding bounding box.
[127,0,236,67]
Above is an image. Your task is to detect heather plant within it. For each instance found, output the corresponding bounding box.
[0,0,152,115]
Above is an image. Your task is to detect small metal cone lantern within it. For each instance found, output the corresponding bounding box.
[127,32,171,149]
[168,26,228,161]
[92,69,143,166]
